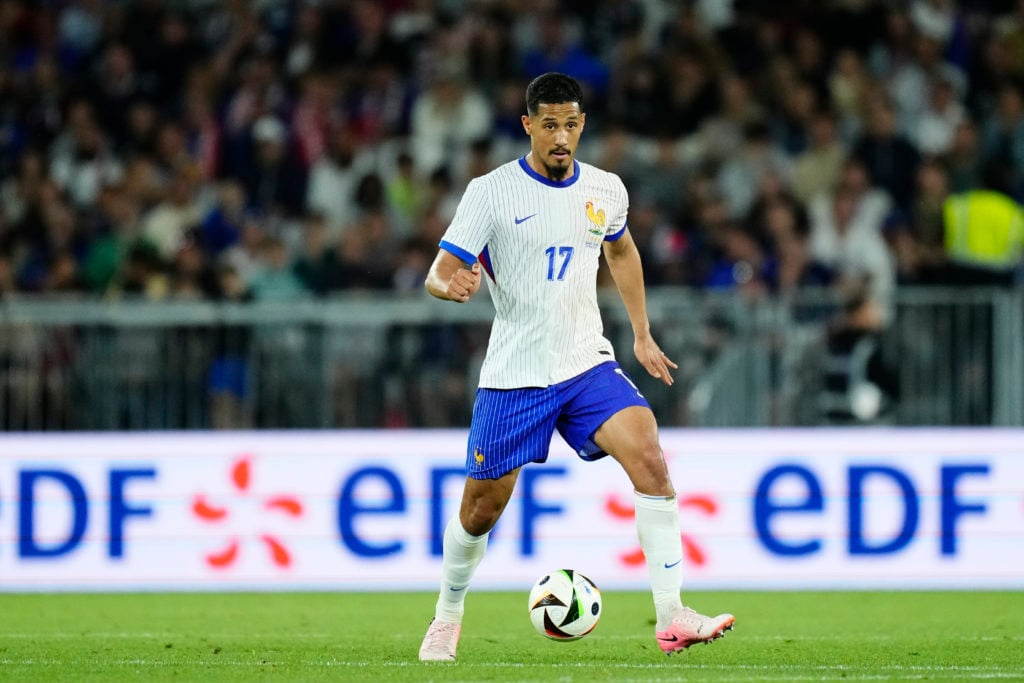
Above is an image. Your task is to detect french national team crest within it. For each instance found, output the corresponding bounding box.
[585,200,606,235]
[584,200,606,244]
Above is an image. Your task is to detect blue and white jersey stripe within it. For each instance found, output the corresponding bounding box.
[440,156,629,388]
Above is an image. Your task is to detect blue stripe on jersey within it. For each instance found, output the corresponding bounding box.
[439,239,476,265]
[605,221,628,242]
[479,245,495,282]
[517,156,581,188]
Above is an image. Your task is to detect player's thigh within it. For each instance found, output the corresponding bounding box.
[592,405,673,496]
[459,469,520,535]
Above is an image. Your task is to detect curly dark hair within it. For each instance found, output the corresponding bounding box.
[525,72,584,116]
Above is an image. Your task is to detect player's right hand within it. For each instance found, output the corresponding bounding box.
[447,262,482,303]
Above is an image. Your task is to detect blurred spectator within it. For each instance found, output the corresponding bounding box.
[199,181,247,257]
[763,229,834,296]
[791,109,848,205]
[717,121,792,219]
[634,134,688,218]
[521,10,609,106]
[410,68,492,174]
[828,48,871,134]
[915,77,967,157]
[82,183,142,294]
[942,164,1024,286]
[306,124,374,239]
[242,115,308,217]
[248,234,308,301]
[946,119,983,193]
[703,224,767,295]
[660,47,719,137]
[169,239,216,300]
[291,72,336,168]
[49,104,124,209]
[283,3,326,81]
[818,287,900,425]
[111,244,167,300]
[979,82,1024,200]
[607,22,661,132]
[347,59,415,143]
[209,262,253,430]
[140,171,202,262]
[853,98,921,211]
[1,149,46,227]
[625,198,687,286]
[92,43,144,137]
[696,73,763,165]
[808,165,896,311]
[771,78,817,156]
[293,213,342,296]
[385,150,423,237]
[894,159,951,284]
[392,236,433,293]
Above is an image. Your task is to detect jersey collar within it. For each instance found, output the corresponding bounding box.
[518,156,581,188]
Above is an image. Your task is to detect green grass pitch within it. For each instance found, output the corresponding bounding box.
[0,591,1021,681]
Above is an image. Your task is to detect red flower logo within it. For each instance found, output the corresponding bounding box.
[192,456,303,569]
[604,493,718,567]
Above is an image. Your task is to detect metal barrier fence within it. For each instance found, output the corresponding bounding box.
[0,288,1020,430]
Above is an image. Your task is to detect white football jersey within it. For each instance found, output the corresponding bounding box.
[439,156,629,388]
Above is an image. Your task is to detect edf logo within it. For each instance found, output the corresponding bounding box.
[753,463,990,556]
[6,468,155,558]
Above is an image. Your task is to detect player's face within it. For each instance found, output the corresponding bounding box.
[522,102,585,181]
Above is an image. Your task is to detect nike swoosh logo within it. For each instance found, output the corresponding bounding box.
[664,559,682,569]
[657,634,679,642]
[514,214,537,224]
[449,586,466,592]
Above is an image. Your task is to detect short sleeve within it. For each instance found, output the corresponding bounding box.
[604,173,629,242]
[439,177,495,264]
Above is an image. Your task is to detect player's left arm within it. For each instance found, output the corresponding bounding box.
[603,229,678,386]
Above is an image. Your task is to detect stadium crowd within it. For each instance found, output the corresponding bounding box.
[1,0,1023,308]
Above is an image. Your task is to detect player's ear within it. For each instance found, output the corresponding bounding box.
[521,114,532,136]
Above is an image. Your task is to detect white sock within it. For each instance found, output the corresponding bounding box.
[634,490,684,630]
[434,516,490,623]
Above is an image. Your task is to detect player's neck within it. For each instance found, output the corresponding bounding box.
[525,152,576,182]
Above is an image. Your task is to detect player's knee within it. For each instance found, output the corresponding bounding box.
[623,442,672,496]
[460,497,505,535]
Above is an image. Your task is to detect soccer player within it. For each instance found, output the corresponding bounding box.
[418,72,734,661]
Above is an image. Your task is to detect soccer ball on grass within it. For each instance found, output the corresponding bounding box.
[527,569,602,641]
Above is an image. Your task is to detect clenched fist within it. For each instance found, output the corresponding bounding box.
[447,262,482,303]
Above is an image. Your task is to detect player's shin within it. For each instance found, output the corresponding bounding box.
[633,491,685,630]
[434,516,490,623]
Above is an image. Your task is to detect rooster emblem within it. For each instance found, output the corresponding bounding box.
[585,200,606,228]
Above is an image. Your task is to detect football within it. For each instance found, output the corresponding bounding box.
[527,569,602,641]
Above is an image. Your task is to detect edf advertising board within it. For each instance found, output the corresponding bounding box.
[0,429,1021,591]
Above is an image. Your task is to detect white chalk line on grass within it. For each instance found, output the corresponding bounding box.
[0,659,1017,673]
[0,631,336,639]
[3,632,1023,642]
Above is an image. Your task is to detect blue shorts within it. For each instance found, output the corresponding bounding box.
[465,361,651,479]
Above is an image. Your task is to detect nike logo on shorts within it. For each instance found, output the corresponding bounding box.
[514,214,537,224]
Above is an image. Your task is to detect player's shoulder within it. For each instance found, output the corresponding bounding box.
[475,158,524,185]
[458,159,521,199]
[577,160,628,195]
